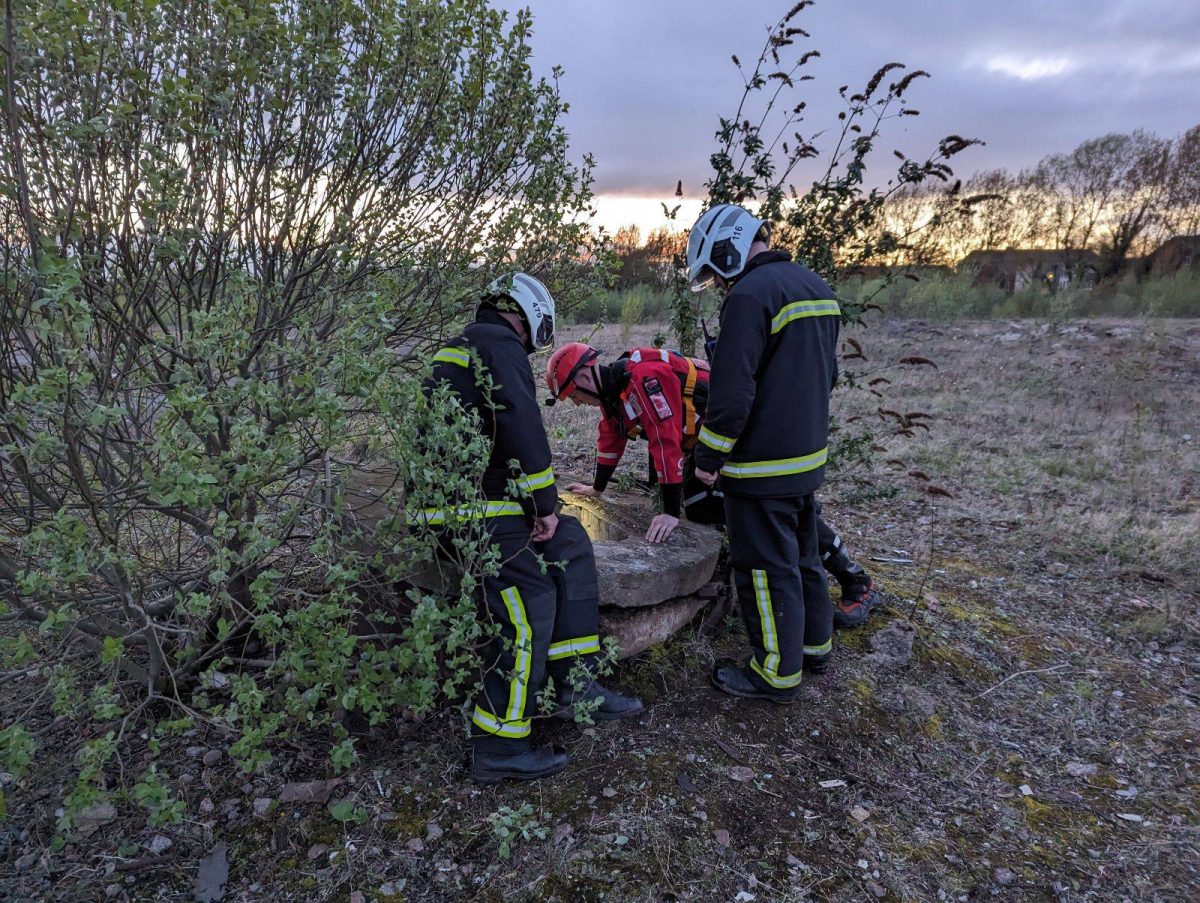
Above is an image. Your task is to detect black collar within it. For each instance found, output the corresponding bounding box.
[475,306,519,334]
[732,249,792,286]
[598,360,630,419]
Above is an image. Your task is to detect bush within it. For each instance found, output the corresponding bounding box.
[0,0,598,829]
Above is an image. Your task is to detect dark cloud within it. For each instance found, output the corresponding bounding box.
[496,0,1200,201]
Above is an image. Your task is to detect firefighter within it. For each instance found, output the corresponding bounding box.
[685,204,841,700]
[544,342,880,627]
[545,343,713,543]
[417,272,642,784]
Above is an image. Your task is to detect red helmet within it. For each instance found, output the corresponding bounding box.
[546,342,601,402]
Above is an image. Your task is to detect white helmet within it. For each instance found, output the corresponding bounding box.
[484,271,556,351]
[685,203,767,292]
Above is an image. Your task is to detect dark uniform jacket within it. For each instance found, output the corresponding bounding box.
[426,308,557,518]
[691,250,840,498]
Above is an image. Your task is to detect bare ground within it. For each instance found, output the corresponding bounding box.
[2,318,1198,901]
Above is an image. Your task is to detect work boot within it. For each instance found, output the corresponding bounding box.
[803,651,831,674]
[710,660,800,704]
[833,577,880,629]
[470,744,570,785]
[554,682,644,721]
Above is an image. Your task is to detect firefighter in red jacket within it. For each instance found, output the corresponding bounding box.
[545,342,880,627]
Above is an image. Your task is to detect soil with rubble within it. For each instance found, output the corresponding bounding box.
[2,318,1197,902]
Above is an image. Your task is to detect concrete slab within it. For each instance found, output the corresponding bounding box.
[338,466,722,657]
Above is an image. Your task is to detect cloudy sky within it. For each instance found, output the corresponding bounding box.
[496,0,1200,234]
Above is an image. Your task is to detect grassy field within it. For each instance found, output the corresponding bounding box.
[3,318,1197,901]
[573,272,1200,332]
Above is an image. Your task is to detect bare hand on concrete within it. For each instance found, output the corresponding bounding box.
[566,483,599,496]
[646,514,679,543]
[694,468,718,486]
[532,512,559,542]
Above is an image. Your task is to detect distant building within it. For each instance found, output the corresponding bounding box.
[958,249,1100,295]
[1145,235,1200,279]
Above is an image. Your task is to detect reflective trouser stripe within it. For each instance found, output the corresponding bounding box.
[471,705,530,738]
[433,347,471,367]
[804,639,832,656]
[770,299,841,334]
[547,635,601,661]
[409,501,524,525]
[748,569,802,689]
[720,447,827,479]
[472,585,533,739]
[518,466,555,492]
[698,425,736,453]
[821,533,843,561]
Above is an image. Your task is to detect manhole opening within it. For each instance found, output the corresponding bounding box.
[559,501,629,542]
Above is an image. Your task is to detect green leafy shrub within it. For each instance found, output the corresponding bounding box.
[488,802,548,859]
[0,0,600,831]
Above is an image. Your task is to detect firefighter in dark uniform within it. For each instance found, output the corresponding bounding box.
[418,273,642,784]
[544,342,880,628]
[685,204,842,700]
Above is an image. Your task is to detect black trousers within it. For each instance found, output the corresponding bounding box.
[685,467,862,589]
[469,514,601,753]
[725,493,833,689]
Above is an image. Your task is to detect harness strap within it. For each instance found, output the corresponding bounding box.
[680,357,700,449]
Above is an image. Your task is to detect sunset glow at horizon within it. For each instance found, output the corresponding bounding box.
[590,194,704,241]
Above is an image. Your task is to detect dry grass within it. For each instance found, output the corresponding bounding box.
[3,318,1198,901]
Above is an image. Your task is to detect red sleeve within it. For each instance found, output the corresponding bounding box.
[628,361,686,485]
[596,414,628,468]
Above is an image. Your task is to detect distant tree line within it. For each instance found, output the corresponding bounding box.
[609,125,1200,285]
[878,125,1200,277]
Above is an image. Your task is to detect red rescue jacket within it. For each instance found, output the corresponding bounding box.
[596,348,710,485]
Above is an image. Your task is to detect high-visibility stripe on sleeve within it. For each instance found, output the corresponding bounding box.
[596,452,621,463]
[471,586,535,739]
[518,466,555,493]
[547,635,601,661]
[433,347,471,368]
[803,639,832,657]
[770,299,841,334]
[409,500,525,525]
[747,569,802,689]
[720,447,827,479]
[698,425,736,453]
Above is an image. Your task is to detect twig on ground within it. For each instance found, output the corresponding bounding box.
[907,505,938,622]
[972,663,1070,700]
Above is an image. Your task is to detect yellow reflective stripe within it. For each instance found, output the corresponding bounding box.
[804,639,832,656]
[410,501,525,525]
[501,586,533,726]
[433,347,471,368]
[770,299,841,334]
[746,571,802,689]
[750,657,802,689]
[547,635,601,661]
[471,705,531,738]
[518,466,555,493]
[720,447,828,479]
[698,425,736,453]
